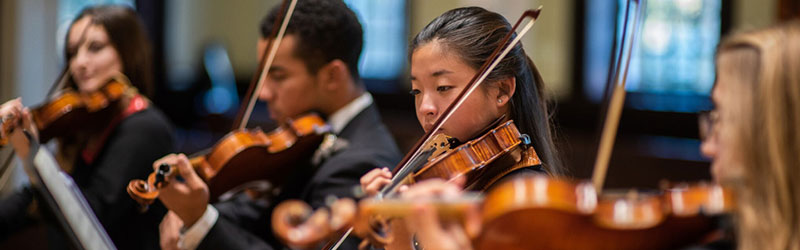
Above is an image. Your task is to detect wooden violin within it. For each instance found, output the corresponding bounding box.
[272,175,733,250]
[33,77,130,142]
[127,0,334,207]
[475,177,733,250]
[127,112,331,206]
[0,74,134,145]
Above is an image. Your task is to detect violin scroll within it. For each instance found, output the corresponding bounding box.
[272,198,356,250]
[127,163,176,210]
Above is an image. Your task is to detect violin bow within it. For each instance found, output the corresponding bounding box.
[327,7,545,250]
[232,0,298,130]
[590,0,646,191]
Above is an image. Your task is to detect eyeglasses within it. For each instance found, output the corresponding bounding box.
[698,110,719,142]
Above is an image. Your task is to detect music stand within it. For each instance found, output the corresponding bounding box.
[19,135,116,250]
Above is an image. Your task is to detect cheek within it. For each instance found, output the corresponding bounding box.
[280,78,315,114]
[104,50,124,72]
[443,97,490,141]
[713,126,747,181]
[414,96,424,124]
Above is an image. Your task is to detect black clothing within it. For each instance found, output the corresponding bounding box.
[0,107,174,250]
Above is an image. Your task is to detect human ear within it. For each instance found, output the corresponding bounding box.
[318,59,349,91]
[495,77,516,106]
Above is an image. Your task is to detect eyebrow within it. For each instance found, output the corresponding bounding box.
[268,65,286,73]
[432,69,453,77]
[410,69,453,81]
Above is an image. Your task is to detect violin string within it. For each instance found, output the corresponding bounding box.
[239,0,298,129]
[378,147,434,198]
[382,11,539,197]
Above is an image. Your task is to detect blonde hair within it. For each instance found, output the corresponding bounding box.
[716,20,800,250]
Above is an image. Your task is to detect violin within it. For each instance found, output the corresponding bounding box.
[0,74,134,145]
[34,78,129,142]
[127,0,333,207]
[127,113,331,206]
[272,175,733,250]
[380,118,541,195]
[475,177,733,250]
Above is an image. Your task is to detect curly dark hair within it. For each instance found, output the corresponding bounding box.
[260,0,363,82]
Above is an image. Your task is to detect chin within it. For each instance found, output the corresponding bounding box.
[77,80,104,93]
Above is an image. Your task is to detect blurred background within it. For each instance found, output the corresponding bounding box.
[1,0,798,192]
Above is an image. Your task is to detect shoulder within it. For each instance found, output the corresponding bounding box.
[331,107,401,168]
[104,106,174,154]
[312,106,402,179]
[116,106,173,138]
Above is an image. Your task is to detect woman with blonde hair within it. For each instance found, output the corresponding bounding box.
[700,20,800,250]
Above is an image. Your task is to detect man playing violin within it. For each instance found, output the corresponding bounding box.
[154,0,401,249]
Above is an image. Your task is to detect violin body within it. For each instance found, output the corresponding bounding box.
[412,120,539,190]
[128,113,332,205]
[194,114,332,201]
[33,79,128,142]
[475,176,733,250]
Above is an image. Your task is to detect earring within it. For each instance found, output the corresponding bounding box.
[497,98,503,103]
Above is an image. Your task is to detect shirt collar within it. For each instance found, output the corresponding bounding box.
[327,92,373,134]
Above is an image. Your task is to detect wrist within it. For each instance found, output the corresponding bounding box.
[181,204,208,228]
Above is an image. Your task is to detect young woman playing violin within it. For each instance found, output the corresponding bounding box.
[698,20,800,250]
[361,6,562,205]
[0,5,173,250]
[354,6,563,250]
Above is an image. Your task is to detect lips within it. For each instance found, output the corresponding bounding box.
[422,123,433,132]
[73,71,91,83]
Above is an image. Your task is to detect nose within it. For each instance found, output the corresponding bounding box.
[258,82,274,102]
[71,49,89,71]
[700,135,717,159]
[417,93,438,123]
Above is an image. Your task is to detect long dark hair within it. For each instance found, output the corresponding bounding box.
[65,5,154,97]
[411,7,563,175]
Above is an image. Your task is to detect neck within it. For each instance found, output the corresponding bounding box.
[320,83,365,116]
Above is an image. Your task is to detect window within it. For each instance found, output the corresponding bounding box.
[343,0,406,91]
[584,0,721,112]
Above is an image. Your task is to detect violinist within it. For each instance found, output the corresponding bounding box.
[357,6,563,249]
[154,1,401,249]
[699,20,800,250]
[360,6,563,196]
[0,5,174,250]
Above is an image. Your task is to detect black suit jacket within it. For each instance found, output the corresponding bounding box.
[199,104,402,250]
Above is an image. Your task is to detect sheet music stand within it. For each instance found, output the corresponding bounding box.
[19,136,116,250]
